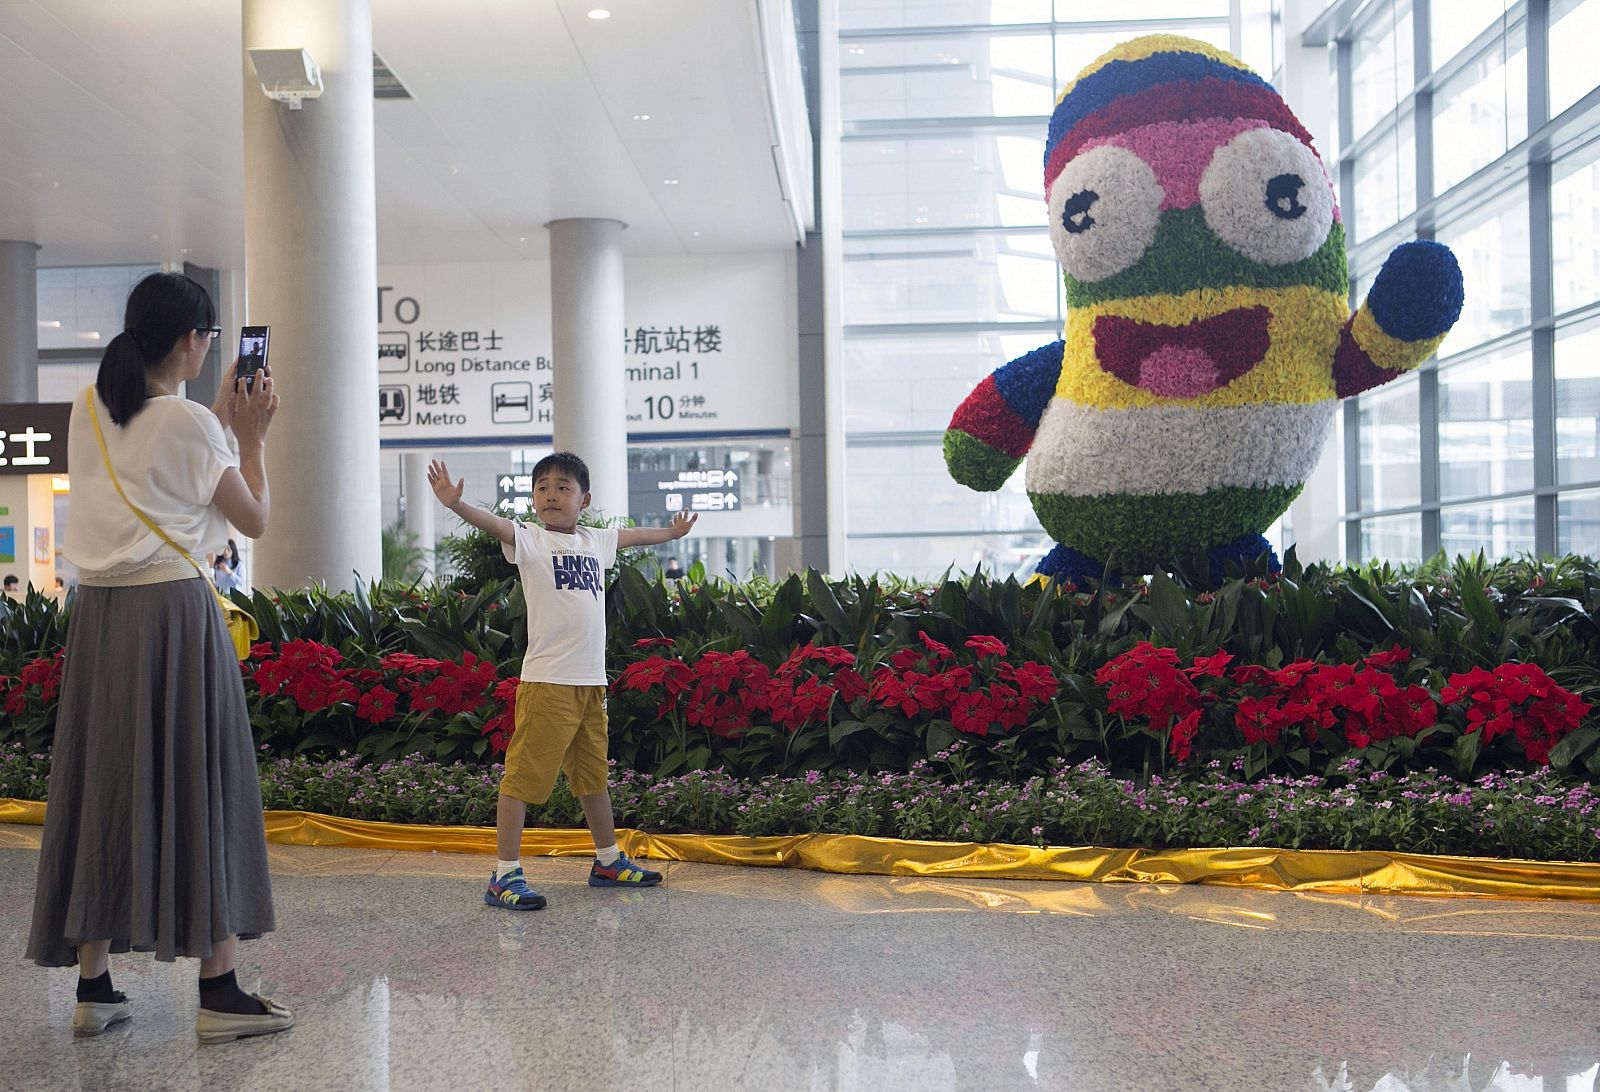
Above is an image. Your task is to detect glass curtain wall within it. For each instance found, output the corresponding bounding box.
[837,1,1236,578]
[1336,0,1600,562]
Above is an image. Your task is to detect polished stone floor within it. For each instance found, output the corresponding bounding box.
[2,823,1600,1092]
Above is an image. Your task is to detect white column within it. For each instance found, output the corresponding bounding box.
[548,218,627,515]
[0,241,40,403]
[241,0,380,590]
[1279,0,1345,565]
[818,0,848,571]
[401,451,434,577]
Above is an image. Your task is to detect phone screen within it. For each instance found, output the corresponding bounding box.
[237,326,270,391]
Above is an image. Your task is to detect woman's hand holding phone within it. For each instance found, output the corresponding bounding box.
[231,368,279,450]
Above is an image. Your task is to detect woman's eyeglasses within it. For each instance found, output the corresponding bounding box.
[196,326,222,338]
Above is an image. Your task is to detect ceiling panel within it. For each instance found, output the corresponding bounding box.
[0,0,802,268]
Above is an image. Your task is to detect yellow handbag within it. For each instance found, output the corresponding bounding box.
[85,388,260,659]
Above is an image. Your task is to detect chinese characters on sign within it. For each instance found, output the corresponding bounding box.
[417,330,504,352]
[625,325,722,355]
[0,404,71,476]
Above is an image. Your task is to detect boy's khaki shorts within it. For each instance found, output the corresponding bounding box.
[499,682,610,804]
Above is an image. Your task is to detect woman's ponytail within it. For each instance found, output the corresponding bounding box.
[94,272,216,426]
[96,331,150,426]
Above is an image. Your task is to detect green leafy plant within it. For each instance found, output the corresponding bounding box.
[5,557,1599,784]
[381,518,430,584]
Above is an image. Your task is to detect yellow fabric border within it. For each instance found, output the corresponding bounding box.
[6,798,1600,902]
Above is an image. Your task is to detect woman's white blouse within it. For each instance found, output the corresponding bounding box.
[65,388,237,578]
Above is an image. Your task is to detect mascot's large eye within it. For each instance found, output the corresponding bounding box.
[1061,190,1098,233]
[1199,128,1334,266]
[1047,144,1163,283]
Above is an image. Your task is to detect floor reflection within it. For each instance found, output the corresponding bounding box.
[2,828,1598,1091]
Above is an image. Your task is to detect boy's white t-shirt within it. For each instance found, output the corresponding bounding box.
[503,523,619,685]
[65,388,237,577]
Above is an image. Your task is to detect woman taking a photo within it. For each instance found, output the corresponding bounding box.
[26,271,292,1044]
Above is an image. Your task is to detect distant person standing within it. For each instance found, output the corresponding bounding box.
[3,574,18,598]
[213,557,244,595]
[26,271,292,1044]
[663,556,684,581]
[222,538,244,587]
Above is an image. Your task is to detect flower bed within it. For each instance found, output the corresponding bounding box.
[5,743,1600,863]
[3,557,1599,782]
[1095,642,1588,778]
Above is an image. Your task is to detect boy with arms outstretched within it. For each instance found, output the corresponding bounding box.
[428,452,696,909]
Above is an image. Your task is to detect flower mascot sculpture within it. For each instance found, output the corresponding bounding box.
[943,35,1463,582]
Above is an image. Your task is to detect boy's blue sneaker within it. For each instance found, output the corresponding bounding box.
[589,854,662,887]
[484,867,547,910]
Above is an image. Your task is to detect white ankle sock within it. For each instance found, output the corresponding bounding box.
[594,844,621,865]
[496,859,521,879]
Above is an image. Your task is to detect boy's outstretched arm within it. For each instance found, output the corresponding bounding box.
[617,512,697,548]
[428,459,515,547]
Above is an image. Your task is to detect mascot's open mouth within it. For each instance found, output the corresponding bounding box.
[1092,306,1272,398]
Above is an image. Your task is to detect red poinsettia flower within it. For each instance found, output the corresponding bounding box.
[1185,650,1233,679]
[616,655,694,697]
[356,685,399,724]
[1363,646,1414,670]
[1009,661,1060,704]
[888,647,923,672]
[918,631,954,662]
[834,666,869,702]
[1097,642,1200,731]
[1169,710,1201,762]
[1443,662,1589,765]
[963,635,1008,659]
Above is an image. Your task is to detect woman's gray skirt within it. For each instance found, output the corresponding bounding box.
[26,576,275,967]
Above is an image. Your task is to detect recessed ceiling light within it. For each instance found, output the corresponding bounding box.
[79,331,101,340]
[691,231,700,236]
[632,113,650,121]
[848,47,864,55]
[587,8,610,18]
[663,179,679,185]
[37,320,61,329]
[180,248,189,254]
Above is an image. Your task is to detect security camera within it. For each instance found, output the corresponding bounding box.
[247,48,323,110]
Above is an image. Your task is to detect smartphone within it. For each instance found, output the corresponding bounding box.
[236,326,270,392]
